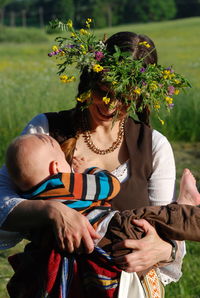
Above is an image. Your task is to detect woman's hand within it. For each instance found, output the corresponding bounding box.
[2,199,100,254]
[46,201,100,253]
[112,219,172,273]
[72,156,100,173]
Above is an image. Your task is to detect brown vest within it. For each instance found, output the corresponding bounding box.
[45,109,152,211]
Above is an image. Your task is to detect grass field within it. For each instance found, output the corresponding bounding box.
[0,17,200,297]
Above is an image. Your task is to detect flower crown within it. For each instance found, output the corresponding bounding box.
[48,18,191,124]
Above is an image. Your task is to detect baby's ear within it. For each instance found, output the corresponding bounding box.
[49,160,59,175]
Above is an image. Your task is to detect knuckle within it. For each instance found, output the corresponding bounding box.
[138,242,145,250]
[73,230,80,240]
[123,240,130,248]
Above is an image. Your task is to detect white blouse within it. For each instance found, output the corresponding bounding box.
[0,113,185,285]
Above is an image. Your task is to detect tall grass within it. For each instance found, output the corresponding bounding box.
[0,17,200,298]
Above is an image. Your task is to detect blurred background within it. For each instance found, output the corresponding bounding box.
[0,0,200,28]
[0,0,200,297]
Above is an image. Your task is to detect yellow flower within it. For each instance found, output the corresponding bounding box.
[93,64,103,72]
[134,87,141,95]
[160,119,165,125]
[86,18,92,28]
[77,90,91,102]
[154,103,160,110]
[80,44,85,49]
[162,70,171,79]
[68,76,76,82]
[174,89,180,95]
[77,97,84,102]
[59,51,65,56]
[67,19,73,29]
[149,81,158,90]
[80,29,88,35]
[165,96,173,104]
[102,96,110,104]
[52,45,58,52]
[162,70,175,79]
[60,75,68,82]
[112,81,117,85]
[174,79,181,84]
[138,41,151,48]
[84,90,92,99]
[60,75,75,83]
[82,51,87,55]
[71,33,76,38]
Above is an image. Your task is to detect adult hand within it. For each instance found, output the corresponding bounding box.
[112,219,172,273]
[45,201,100,253]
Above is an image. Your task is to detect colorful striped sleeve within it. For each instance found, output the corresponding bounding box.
[69,167,120,202]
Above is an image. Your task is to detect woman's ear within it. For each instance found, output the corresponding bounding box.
[49,160,59,175]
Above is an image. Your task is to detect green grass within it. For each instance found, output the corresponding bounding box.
[0,26,48,43]
[0,17,200,297]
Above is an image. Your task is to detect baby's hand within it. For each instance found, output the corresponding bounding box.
[72,156,88,173]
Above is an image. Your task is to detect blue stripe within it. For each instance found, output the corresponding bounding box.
[94,246,113,261]
[61,257,67,298]
[98,172,110,199]
[64,200,92,209]
[22,178,63,199]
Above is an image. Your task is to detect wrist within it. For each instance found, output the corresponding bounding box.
[159,239,178,265]
[166,239,178,263]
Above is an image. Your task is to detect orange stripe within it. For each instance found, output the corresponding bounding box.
[106,176,120,201]
[61,173,70,191]
[72,173,83,199]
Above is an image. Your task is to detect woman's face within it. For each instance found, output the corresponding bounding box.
[88,83,127,123]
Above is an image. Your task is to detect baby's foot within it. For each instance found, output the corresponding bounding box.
[177,168,200,206]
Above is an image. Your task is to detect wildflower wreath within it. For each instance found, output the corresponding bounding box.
[48,18,191,124]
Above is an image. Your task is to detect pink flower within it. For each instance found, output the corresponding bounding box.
[140,67,146,72]
[168,85,175,95]
[95,51,104,61]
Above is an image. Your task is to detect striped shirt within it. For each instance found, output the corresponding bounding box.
[21,167,120,217]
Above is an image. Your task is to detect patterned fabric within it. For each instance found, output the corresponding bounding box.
[21,168,120,215]
[70,247,121,298]
[141,269,165,298]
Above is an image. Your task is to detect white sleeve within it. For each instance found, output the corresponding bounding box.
[150,130,186,285]
[149,130,176,206]
[0,113,49,249]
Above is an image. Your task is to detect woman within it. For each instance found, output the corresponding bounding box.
[0,27,186,296]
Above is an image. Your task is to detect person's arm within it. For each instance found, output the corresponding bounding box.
[149,130,185,285]
[0,114,99,252]
[70,167,120,201]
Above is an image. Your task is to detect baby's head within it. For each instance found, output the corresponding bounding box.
[6,134,70,191]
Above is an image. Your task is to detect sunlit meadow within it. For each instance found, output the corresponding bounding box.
[0,17,200,297]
